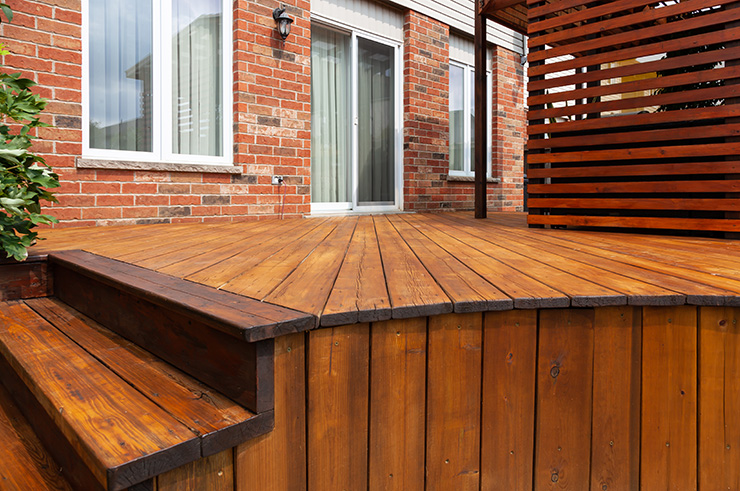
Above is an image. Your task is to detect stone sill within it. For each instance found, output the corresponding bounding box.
[77,158,242,174]
[447,175,501,183]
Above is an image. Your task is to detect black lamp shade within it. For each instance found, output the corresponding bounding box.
[273,7,293,40]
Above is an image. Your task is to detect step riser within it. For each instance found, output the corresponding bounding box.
[52,263,274,414]
[0,256,51,301]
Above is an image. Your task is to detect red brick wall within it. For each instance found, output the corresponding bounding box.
[491,44,526,212]
[0,1,525,227]
[402,11,451,211]
[0,0,311,227]
[234,0,312,218]
[403,10,526,212]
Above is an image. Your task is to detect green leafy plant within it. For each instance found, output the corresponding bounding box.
[0,5,59,261]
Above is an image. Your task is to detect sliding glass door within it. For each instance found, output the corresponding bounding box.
[311,24,400,212]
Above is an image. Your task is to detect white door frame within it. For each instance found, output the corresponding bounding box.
[311,18,403,214]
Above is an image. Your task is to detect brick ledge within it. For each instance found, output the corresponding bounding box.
[446,175,502,183]
[77,158,242,174]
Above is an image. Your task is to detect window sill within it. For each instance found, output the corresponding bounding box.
[77,158,242,175]
[447,175,501,183]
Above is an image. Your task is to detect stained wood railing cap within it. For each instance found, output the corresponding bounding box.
[48,250,317,342]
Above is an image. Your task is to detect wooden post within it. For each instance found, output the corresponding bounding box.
[474,8,487,219]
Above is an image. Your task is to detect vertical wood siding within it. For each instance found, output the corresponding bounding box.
[161,306,740,490]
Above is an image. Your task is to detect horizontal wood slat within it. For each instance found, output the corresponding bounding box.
[529,105,740,136]
[528,180,740,194]
[527,215,740,233]
[529,8,740,65]
[528,126,740,150]
[530,0,737,48]
[530,84,735,121]
[528,198,740,211]
[528,143,740,164]
[530,65,738,110]
[529,45,740,93]
[528,27,740,78]
[527,0,740,236]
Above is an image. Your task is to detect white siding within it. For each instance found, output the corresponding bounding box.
[390,0,524,54]
[312,0,404,41]
[311,0,525,55]
[449,34,493,70]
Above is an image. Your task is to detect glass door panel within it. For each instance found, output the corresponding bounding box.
[311,26,352,205]
[357,37,395,205]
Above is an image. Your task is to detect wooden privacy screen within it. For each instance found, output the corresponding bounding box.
[526,0,740,234]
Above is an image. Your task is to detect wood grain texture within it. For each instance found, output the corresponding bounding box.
[25,297,267,456]
[374,216,453,318]
[53,267,273,413]
[590,306,641,491]
[321,216,391,326]
[641,306,697,491]
[426,313,483,491]
[50,250,314,342]
[480,310,537,491]
[265,218,357,317]
[236,333,307,491]
[368,318,426,491]
[0,377,73,491]
[0,258,50,301]
[698,307,740,491]
[157,450,234,491]
[390,215,513,312]
[535,308,594,491]
[307,325,370,491]
[0,301,201,490]
[0,354,103,491]
[404,214,570,308]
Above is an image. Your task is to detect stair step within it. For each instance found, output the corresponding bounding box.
[0,376,73,490]
[0,299,273,491]
[50,250,316,413]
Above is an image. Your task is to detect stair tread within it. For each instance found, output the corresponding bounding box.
[0,379,73,491]
[0,299,270,491]
[49,250,316,341]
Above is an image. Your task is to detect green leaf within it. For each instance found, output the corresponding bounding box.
[1,4,13,23]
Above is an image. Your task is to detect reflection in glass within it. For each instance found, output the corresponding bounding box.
[469,71,475,172]
[449,64,464,172]
[358,38,394,204]
[89,0,152,151]
[172,0,222,156]
[311,26,351,203]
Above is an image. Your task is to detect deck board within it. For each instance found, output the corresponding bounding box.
[31,212,740,324]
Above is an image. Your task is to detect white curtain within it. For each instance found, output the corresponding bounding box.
[311,26,351,203]
[357,38,394,204]
[172,0,222,156]
[449,64,464,172]
[89,0,152,151]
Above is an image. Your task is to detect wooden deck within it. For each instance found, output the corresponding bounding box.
[7,212,740,489]
[33,212,740,320]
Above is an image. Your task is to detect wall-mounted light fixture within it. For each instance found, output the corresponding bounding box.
[272,4,294,41]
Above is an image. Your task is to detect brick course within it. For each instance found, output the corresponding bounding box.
[1,1,525,227]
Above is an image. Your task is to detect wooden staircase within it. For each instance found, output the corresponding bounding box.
[0,251,315,490]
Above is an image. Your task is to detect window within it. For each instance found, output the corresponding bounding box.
[448,61,492,177]
[83,0,232,165]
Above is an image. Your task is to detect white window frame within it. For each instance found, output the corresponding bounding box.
[81,0,233,166]
[448,60,492,178]
[310,16,404,214]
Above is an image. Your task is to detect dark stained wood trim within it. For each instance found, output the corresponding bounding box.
[48,250,316,342]
[475,8,488,219]
[52,266,273,413]
[0,256,51,301]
